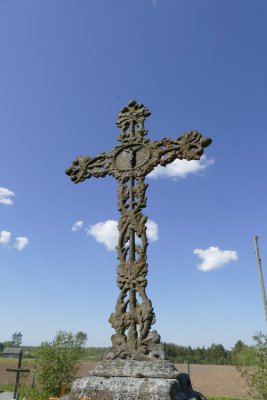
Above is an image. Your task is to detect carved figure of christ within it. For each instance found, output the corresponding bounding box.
[66,100,212,361]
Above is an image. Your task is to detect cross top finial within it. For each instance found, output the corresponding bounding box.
[116,99,151,143]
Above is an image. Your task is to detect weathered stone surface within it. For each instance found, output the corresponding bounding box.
[89,359,179,379]
[68,375,205,400]
[70,376,180,400]
[66,360,206,400]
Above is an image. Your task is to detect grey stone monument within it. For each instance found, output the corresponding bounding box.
[66,100,212,400]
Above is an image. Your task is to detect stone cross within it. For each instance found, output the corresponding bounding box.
[66,100,212,361]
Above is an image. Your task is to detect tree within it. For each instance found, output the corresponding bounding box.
[12,332,23,347]
[232,340,256,366]
[36,331,85,397]
[232,340,246,353]
[206,343,228,365]
[3,340,15,348]
[0,342,4,352]
[75,331,88,347]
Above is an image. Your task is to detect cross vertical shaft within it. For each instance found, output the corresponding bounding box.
[129,174,137,348]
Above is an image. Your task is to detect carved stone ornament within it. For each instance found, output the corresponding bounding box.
[66,100,212,361]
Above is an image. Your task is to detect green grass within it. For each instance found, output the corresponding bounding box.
[0,383,14,392]
[0,357,34,362]
[0,384,47,400]
[207,397,240,400]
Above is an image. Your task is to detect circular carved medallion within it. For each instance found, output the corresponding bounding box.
[114,144,151,171]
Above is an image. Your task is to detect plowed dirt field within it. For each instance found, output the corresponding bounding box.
[0,360,248,399]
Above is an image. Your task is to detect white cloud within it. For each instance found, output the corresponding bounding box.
[0,230,29,251]
[0,187,15,205]
[13,236,29,251]
[87,219,159,251]
[87,220,118,251]
[148,155,214,180]
[194,246,238,272]
[72,220,84,232]
[146,219,159,242]
[0,230,11,245]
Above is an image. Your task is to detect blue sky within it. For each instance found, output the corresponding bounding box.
[1,0,267,349]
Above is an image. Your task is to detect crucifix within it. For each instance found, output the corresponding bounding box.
[66,100,212,361]
[6,349,30,399]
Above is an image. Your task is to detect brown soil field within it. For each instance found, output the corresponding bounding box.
[0,360,249,399]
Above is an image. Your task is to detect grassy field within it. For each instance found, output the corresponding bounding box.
[0,360,248,399]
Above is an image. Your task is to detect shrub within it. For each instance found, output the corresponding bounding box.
[235,331,267,400]
[36,330,86,397]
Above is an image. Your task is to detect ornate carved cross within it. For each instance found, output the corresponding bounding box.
[66,100,212,361]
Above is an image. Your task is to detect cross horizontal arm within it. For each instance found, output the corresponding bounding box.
[6,368,30,373]
[65,152,112,183]
[155,130,212,166]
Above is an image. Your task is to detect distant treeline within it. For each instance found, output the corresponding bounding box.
[164,342,231,365]
[0,346,108,362]
[163,340,256,365]
[1,340,256,366]
[81,347,108,361]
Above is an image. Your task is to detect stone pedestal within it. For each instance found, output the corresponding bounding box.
[68,360,206,400]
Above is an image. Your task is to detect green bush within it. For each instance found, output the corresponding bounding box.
[235,332,267,400]
[36,330,86,397]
